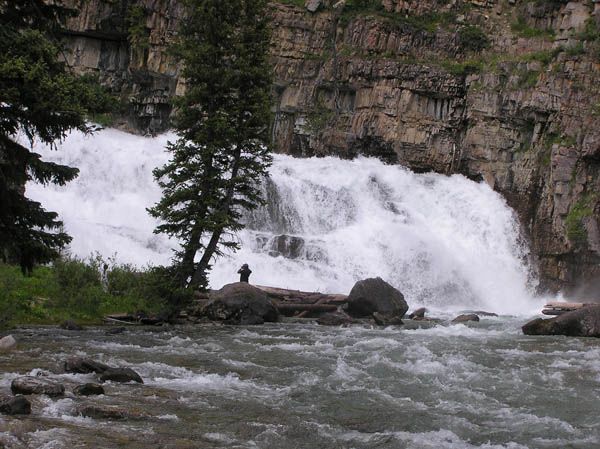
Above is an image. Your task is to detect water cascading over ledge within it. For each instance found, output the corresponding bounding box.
[26,128,539,314]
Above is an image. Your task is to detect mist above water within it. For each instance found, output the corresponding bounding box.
[26,128,541,314]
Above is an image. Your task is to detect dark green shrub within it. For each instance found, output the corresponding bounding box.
[458,25,490,52]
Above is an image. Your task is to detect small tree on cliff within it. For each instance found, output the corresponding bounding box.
[149,0,273,290]
[0,0,112,274]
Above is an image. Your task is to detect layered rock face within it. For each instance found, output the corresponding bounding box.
[62,0,600,294]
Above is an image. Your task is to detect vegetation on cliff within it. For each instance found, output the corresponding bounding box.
[149,0,273,290]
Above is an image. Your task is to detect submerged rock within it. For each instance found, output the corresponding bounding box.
[99,367,143,384]
[73,383,105,396]
[78,405,145,420]
[0,335,17,351]
[203,282,279,325]
[522,305,600,338]
[0,395,31,415]
[372,312,404,326]
[105,326,126,335]
[11,376,65,397]
[452,314,480,323]
[63,357,111,374]
[60,320,84,331]
[346,277,408,319]
[317,311,354,326]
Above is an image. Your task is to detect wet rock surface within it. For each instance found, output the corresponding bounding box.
[78,405,145,420]
[99,368,144,384]
[11,376,65,397]
[347,277,408,319]
[522,305,600,338]
[0,395,31,415]
[316,311,354,326]
[73,383,105,396]
[372,312,404,326]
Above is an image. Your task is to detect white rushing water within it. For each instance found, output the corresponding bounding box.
[26,128,542,314]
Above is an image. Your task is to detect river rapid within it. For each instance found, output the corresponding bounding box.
[1,320,599,449]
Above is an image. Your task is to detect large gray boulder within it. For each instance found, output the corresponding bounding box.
[203,283,279,325]
[346,277,408,319]
[11,376,65,397]
[522,305,600,337]
[99,368,143,384]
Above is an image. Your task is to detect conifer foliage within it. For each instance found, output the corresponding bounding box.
[0,0,112,274]
[149,0,273,290]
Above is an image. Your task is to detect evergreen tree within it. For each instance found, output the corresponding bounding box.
[149,0,273,289]
[0,0,113,274]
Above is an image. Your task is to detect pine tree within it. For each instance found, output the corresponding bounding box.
[149,0,273,290]
[0,0,113,274]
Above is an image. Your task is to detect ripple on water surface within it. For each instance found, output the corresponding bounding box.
[0,321,599,449]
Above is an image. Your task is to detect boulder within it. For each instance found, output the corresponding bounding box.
[408,308,427,319]
[203,282,279,325]
[373,312,404,326]
[452,314,480,323]
[346,278,408,319]
[0,395,31,415]
[63,357,111,374]
[99,367,143,384]
[11,376,65,397]
[60,320,84,331]
[522,305,600,338]
[0,335,17,351]
[317,311,354,326]
[73,383,105,396]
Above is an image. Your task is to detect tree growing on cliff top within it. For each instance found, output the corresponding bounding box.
[0,0,113,274]
[148,0,273,290]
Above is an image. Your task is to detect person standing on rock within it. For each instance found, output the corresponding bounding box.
[238,264,252,283]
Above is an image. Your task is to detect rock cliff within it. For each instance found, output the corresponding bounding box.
[61,0,600,295]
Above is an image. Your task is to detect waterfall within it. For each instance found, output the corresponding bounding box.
[26,128,540,313]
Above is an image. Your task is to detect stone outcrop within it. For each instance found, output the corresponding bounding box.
[0,335,17,351]
[346,277,408,318]
[61,0,600,293]
[522,305,600,337]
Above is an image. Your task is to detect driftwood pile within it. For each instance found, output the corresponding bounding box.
[542,301,593,316]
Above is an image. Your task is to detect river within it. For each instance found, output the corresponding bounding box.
[1,320,599,448]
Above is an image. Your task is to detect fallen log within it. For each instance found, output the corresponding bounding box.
[255,285,347,304]
[542,302,593,316]
[275,303,339,313]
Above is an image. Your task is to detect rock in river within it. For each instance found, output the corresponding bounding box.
[99,368,143,384]
[60,320,84,331]
[11,376,65,397]
[63,357,111,374]
[346,277,408,319]
[74,383,105,396]
[203,282,279,325]
[452,314,480,323]
[522,305,600,338]
[317,311,354,326]
[373,312,404,326]
[0,395,31,415]
[78,405,145,420]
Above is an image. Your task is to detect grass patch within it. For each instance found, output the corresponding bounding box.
[511,18,555,39]
[0,257,191,329]
[458,25,490,53]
